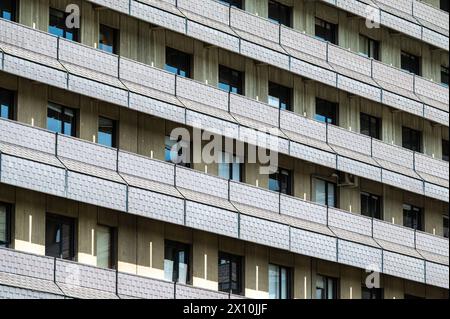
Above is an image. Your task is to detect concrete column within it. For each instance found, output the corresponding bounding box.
[136,217,165,279]
[192,231,219,290]
[245,243,269,298]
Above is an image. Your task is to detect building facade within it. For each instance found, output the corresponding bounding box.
[0,0,448,299]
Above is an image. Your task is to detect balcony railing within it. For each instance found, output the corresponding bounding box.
[0,17,448,203]
[0,118,448,289]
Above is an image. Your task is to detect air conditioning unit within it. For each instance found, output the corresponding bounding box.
[338,172,359,188]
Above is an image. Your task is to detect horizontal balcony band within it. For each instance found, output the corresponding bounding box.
[83,0,448,113]
[0,119,448,288]
[0,29,447,201]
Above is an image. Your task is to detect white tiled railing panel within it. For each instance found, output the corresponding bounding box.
[187,21,240,53]
[337,157,382,182]
[383,251,424,283]
[176,166,228,199]
[373,219,415,248]
[230,182,279,212]
[177,77,229,112]
[280,26,327,61]
[338,240,382,270]
[372,140,414,168]
[230,7,279,41]
[327,125,371,155]
[291,228,337,262]
[372,61,414,92]
[129,93,185,124]
[280,195,328,225]
[414,76,449,107]
[415,231,449,257]
[425,262,449,289]
[414,153,449,179]
[290,142,336,169]
[328,208,372,237]
[328,45,372,76]
[239,215,290,250]
[280,111,327,142]
[230,94,279,127]
[178,0,230,24]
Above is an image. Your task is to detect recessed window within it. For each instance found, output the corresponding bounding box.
[96,225,116,269]
[218,0,243,9]
[98,116,116,148]
[316,275,338,299]
[0,202,12,247]
[268,264,291,299]
[47,103,76,137]
[441,0,449,12]
[362,287,383,299]
[402,126,422,152]
[165,47,192,78]
[164,240,190,284]
[269,168,292,195]
[401,51,421,76]
[404,294,425,299]
[0,0,17,21]
[314,178,337,207]
[218,152,243,182]
[315,98,338,125]
[359,34,379,60]
[165,135,191,167]
[218,252,243,295]
[268,0,292,27]
[268,82,292,111]
[99,24,119,54]
[443,140,449,162]
[0,88,15,120]
[443,215,449,238]
[441,65,449,86]
[45,213,76,260]
[49,8,79,42]
[219,65,244,95]
[315,17,338,44]
[361,192,382,220]
[403,204,423,231]
[360,113,381,140]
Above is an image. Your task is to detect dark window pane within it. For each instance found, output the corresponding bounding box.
[361,192,382,220]
[441,0,449,12]
[165,135,191,167]
[98,116,116,148]
[359,34,379,60]
[0,88,14,120]
[97,225,116,269]
[0,0,16,21]
[165,47,192,78]
[268,82,292,111]
[47,103,76,136]
[218,152,243,182]
[316,275,338,299]
[268,0,292,27]
[443,140,449,162]
[362,287,383,299]
[315,98,338,125]
[218,0,243,8]
[403,204,423,231]
[45,214,75,260]
[442,65,449,86]
[218,252,243,295]
[444,215,449,238]
[269,168,292,195]
[314,178,337,207]
[0,202,12,247]
[360,113,381,139]
[402,126,422,152]
[219,65,244,95]
[99,24,119,54]
[269,264,291,299]
[164,240,190,284]
[315,17,338,44]
[49,8,79,42]
[401,51,421,76]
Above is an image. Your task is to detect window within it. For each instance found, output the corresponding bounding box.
[218,252,243,295]
[442,65,449,86]
[0,202,12,247]
[443,215,449,238]
[165,47,192,78]
[219,65,244,95]
[362,287,383,299]
[315,17,338,44]
[218,152,243,182]
[164,240,190,284]
[268,264,291,299]
[47,103,76,136]
[269,168,292,195]
[268,82,292,111]
[441,0,449,12]
[268,0,292,27]
[98,116,116,148]
[218,0,243,8]
[359,34,379,60]
[316,275,338,299]
[99,24,119,54]
[45,214,75,260]
[360,113,381,140]
[96,225,116,269]
[0,0,16,21]
[165,135,191,167]
[314,178,337,207]
[361,192,382,220]
[315,98,338,125]
[403,204,423,231]
[49,8,79,42]
[443,140,449,162]
[401,51,421,76]
[402,126,422,152]
[0,88,14,120]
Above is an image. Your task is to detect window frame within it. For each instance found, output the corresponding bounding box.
[99,24,119,55]
[360,191,382,220]
[443,139,449,162]
[218,0,243,9]
[48,7,80,42]
[164,135,191,168]
[269,168,293,195]
[443,215,449,239]
[218,65,244,95]
[218,251,244,295]
[360,112,381,140]
[361,286,384,299]
[402,126,422,153]
[268,81,293,111]
[313,177,337,207]
[268,263,292,299]
[45,213,76,260]
[0,87,15,120]
[165,47,192,78]
[316,274,339,299]
[441,65,449,86]
[402,204,424,231]
[96,224,117,269]
[315,17,338,45]
[359,34,380,60]
[218,152,244,182]
[0,0,17,21]
[0,202,13,248]
[98,116,117,148]
[401,51,421,76]
[47,102,77,137]
[268,0,292,27]
[164,240,191,284]
[315,98,338,125]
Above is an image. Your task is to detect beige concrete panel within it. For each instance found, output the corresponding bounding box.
[192,231,219,289]
[293,254,312,299]
[17,78,47,128]
[137,115,165,160]
[119,107,138,153]
[244,243,269,294]
[118,213,137,274]
[164,223,192,244]
[340,266,361,299]
[77,203,97,263]
[79,96,99,143]
[137,217,165,278]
